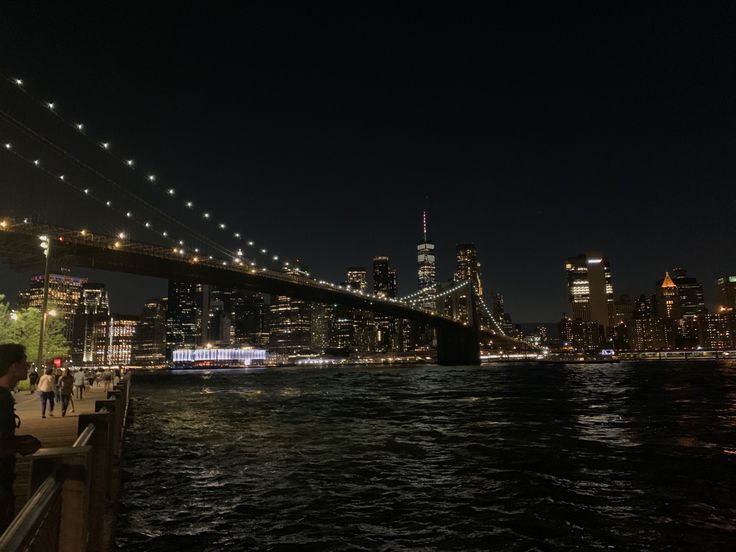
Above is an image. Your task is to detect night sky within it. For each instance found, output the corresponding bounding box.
[1,4,735,321]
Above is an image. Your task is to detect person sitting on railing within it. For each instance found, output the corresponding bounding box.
[0,344,41,532]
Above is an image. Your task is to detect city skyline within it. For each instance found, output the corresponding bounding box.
[1,5,736,321]
[1,235,734,322]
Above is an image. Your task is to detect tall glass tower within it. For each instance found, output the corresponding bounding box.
[417,211,436,290]
[565,252,616,331]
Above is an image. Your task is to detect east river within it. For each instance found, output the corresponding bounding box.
[115,362,736,551]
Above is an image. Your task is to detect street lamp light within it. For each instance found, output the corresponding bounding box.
[37,235,51,369]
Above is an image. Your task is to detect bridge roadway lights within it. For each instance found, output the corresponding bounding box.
[435,322,481,366]
[0,224,485,363]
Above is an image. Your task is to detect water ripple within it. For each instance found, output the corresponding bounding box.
[116,362,736,551]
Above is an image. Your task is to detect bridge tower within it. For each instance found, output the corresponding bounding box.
[431,279,480,365]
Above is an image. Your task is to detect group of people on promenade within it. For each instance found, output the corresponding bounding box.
[28,366,120,418]
[0,344,127,533]
[0,344,41,532]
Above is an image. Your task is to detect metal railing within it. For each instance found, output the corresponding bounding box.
[0,374,132,552]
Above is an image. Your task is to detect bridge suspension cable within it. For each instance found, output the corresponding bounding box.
[1,73,292,270]
[0,106,239,263]
[0,134,240,265]
[399,283,438,302]
[405,280,470,304]
[474,288,506,336]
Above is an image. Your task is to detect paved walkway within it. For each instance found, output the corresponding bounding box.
[11,383,113,511]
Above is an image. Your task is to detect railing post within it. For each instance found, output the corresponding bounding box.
[78,413,111,552]
[58,452,91,552]
[100,397,123,459]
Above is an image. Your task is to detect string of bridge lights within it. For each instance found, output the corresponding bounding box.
[1,76,511,321]
[475,289,506,335]
[0,104,242,264]
[3,73,289,269]
[1,140,192,252]
[1,138,444,302]
[0,140,278,271]
[399,282,439,302]
[406,280,469,304]
[1,140,444,307]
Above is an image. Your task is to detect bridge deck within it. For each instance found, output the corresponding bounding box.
[11,383,111,514]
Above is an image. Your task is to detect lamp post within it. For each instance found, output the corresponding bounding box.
[36,235,51,369]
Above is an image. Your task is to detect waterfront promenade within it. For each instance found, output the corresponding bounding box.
[0,376,130,551]
[11,383,113,511]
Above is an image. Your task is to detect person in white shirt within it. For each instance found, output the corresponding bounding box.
[73,369,86,400]
[36,368,57,418]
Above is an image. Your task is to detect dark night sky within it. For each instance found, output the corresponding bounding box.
[1,4,735,321]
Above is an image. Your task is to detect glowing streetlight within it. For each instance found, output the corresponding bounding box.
[36,235,51,368]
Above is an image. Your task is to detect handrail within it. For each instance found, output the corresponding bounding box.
[0,364,132,551]
[0,467,65,550]
[73,422,96,447]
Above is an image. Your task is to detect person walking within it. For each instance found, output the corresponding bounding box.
[58,369,74,417]
[85,368,94,390]
[103,369,112,393]
[36,368,57,418]
[73,369,85,400]
[53,368,62,405]
[28,369,38,394]
[0,344,42,531]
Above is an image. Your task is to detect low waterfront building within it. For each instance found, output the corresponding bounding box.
[171,347,267,366]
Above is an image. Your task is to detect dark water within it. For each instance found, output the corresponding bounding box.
[115,362,736,551]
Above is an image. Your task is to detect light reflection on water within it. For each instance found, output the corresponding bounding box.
[116,362,736,551]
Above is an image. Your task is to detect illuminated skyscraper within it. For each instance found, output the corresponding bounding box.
[655,268,707,319]
[347,267,368,292]
[670,268,707,316]
[417,211,436,290]
[269,265,313,355]
[373,257,398,299]
[373,256,398,351]
[453,244,483,324]
[454,244,483,298]
[657,272,679,319]
[166,281,203,353]
[19,273,87,344]
[227,291,266,346]
[104,315,139,365]
[345,267,373,353]
[134,298,167,366]
[565,252,615,332]
[71,283,110,365]
[716,275,736,311]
